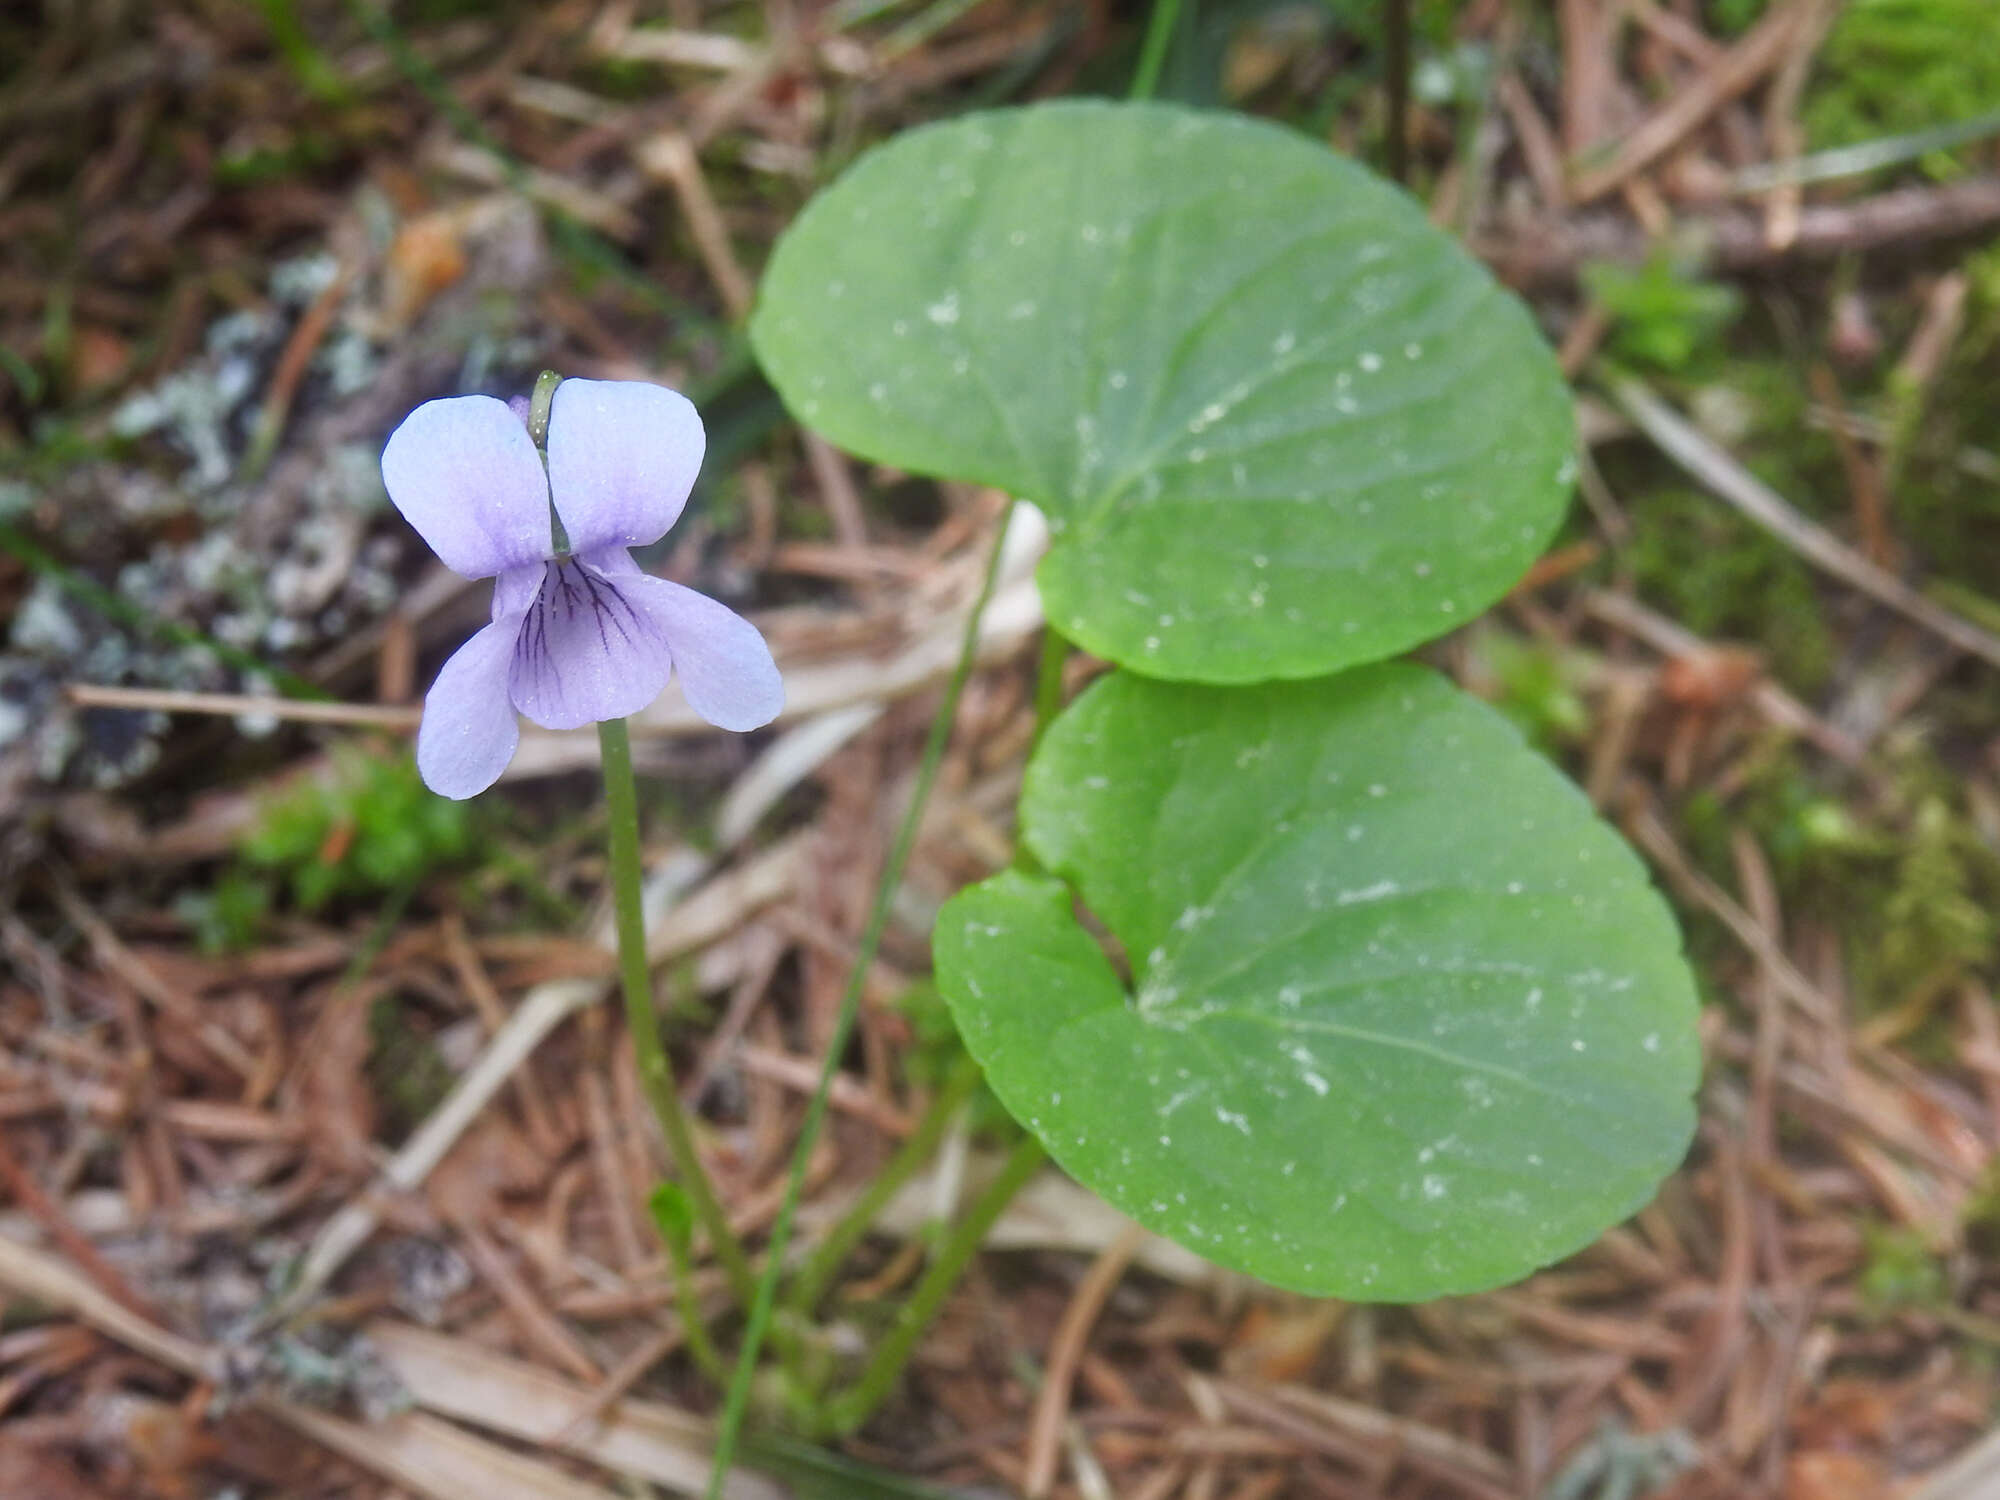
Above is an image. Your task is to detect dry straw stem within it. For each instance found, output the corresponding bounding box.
[638,130,756,321]
[1579,588,1865,766]
[1758,0,1840,250]
[0,1233,638,1500]
[1625,798,1839,1027]
[367,1321,785,1500]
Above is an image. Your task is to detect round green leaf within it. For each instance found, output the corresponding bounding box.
[934,666,1699,1299]
[751,100,1575,682]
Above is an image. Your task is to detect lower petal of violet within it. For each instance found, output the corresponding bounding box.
[509,556,678,731]
[417,613,527,799]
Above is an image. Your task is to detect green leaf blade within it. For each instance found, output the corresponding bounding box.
[936,666,1699,1301]
[752,99,1575,682]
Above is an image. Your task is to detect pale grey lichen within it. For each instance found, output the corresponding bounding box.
[11,579,88,658]
[112,309,270,494]
[269,250,341,305]
[3,189,552,804]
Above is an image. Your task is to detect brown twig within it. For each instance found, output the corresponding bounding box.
[1807,363,1895,567]
[637,130,754,320]
[1478,175,2000,288]
[1024,1222,1146,1497]
[0,1124,154,1319]
[1568,0,1807,203]
[1759,0,1838,250]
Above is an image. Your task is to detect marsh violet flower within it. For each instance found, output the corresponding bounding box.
[382,379,782,799]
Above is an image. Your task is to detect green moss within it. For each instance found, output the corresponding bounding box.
[1804,0,2000,172]
[214,132,342,188]
[1868,792,1999,1001]
[1859,1221,1949,1314]
[177,868,272,956]
[1625,488,1835,692]
[1877,244,2000,599]
[1676,731,1999,1028]
[1705,0,1770,35]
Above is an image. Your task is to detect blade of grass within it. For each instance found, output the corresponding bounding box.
[1731,107,2000,193]
[1128,0,1183,103]
[786,1053,982,1318]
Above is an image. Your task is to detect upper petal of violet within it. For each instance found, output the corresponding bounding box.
[382,395,555,579]
[545,378,706,554]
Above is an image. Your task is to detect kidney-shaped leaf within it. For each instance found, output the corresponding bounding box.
[935,666,1698,1299]
[752,100,1575,682]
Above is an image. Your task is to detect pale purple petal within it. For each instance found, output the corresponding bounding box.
[545,379,705,554]
[630,577,783,732]
[383,395,553,579]
[508,557,676,731]
[417,614,526,799]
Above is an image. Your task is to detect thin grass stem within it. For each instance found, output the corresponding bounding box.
[1384,0,1411,185]
[822,1133,1047,1434]
[787,1053,982,1319]
[1128,0,1182,102]
[703,504,1018,1497]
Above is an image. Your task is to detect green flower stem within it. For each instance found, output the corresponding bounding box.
[786,1052,982,1319]
[822,1133,1047,1435]
[704,504,1019,1498]
[599,717,756,1310]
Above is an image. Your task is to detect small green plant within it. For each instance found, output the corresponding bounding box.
[178,866,273,956]
[243,748,476,910]
[1473,629,1592,750]
[181,750,479,952]
[1583,253,1742,373]
[368,84,1707,1497]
